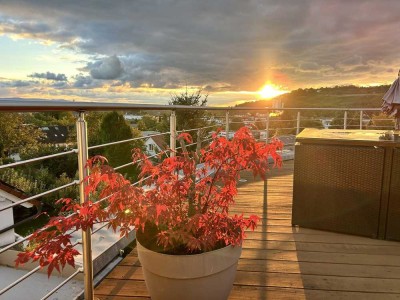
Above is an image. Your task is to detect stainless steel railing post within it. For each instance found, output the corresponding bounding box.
[170,110,177,157]
[360,110,363,130]
[76,111,94,300]
[225,110,230,140]
[296,111,301,135]
[265,112,270,142]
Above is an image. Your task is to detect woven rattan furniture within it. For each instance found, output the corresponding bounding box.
[292,129,400,241]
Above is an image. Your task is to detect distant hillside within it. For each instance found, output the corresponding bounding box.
[236,85,390,109]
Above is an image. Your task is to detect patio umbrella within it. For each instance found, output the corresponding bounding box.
[382,70,400,129]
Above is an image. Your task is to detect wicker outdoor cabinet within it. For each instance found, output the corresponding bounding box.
[292,129,400,241]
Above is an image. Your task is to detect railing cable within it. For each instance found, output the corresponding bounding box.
[0,149,77,170]
[40,269,82,300]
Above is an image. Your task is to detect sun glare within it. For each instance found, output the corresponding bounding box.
[258,84,288,99]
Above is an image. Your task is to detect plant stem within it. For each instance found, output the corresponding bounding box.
[202,159,225,214]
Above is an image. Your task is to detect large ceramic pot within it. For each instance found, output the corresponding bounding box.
[136,240,242,300]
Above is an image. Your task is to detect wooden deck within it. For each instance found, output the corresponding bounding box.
[95,160,400,299]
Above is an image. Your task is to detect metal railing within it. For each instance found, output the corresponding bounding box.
[0,98,388,299]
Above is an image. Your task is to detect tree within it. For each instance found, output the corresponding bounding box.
[255,118,266,130]
[0,166,78,210]
[230,117,245,131]
[25,112,75,127]
[169,89,209,131]
[368,113,395,130]
[20,143,77,178]
[154,89,211,149]
[137,114,158,131]
[98,111,144,179]
[82,111,105,147]
[330,111,360,129]
[0,113,43,161]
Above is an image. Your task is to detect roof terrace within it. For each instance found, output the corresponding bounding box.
[95,161,400,299]
[0,99,398,299]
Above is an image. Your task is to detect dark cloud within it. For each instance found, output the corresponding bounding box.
[338,55,363,67]
[28,71,68,81]
[0,79,34,87]
[72,74,94,88]
[299,62,321,72]
[71,74,103,89]
[0,15,76,44]
[203,84,234,93]
[88,55,124,80]
[1,0,400,92]
[0,16,51,35]
[11,80,32,87]
[50,81,68,88]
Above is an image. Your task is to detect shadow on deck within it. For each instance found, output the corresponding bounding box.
[95,160,400,300]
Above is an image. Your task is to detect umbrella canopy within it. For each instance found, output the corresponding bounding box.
[382,71,400,129]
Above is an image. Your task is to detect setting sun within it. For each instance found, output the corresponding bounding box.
[258,84,288,99]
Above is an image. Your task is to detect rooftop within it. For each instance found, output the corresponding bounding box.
[40,125,68,144]
[0,180,33,208]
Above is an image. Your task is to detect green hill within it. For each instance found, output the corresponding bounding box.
[236,85,390,109]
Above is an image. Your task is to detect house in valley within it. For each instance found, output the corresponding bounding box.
[142,131,168,156]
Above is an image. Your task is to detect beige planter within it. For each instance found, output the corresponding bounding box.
[137,240,242,300]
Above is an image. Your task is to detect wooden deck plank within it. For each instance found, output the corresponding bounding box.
[229,285,400,300]
[117,247,400,267]
[96,280,400,300]
[233,270,400,293]
[114,249,400,279]
[242,231,400,246]
[242,240,400,255]
[105,259,400,281]
[95,160,400,299]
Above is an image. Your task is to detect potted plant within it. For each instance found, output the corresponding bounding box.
[15,127,283,300]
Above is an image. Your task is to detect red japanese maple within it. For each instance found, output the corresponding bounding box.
[15,127,283,276]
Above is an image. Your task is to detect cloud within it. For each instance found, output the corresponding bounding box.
[11,80,32,87]
[50,81,68,88]
[1,0,400,99]
[72,74,95,88]
[88,55,124,80]
[299,62,321,72]
[0,79,34,87]
[0,16,75,44]
[203,83,234,92]
[28,71,68,81]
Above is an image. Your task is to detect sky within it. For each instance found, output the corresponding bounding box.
[0,0,400,106]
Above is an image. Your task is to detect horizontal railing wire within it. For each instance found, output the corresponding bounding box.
[176,124,220,134]
[0,180,79,212]
[0,240,81,296]
[0,149,78,170]
[0,205,83,254]
[0,266,42,296]
[114,128,215,171]
[114,148,172,170]
[88,132,170,150]
[40,268,82,300]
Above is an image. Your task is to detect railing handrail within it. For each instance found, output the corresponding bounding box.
[0,98,381,112]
